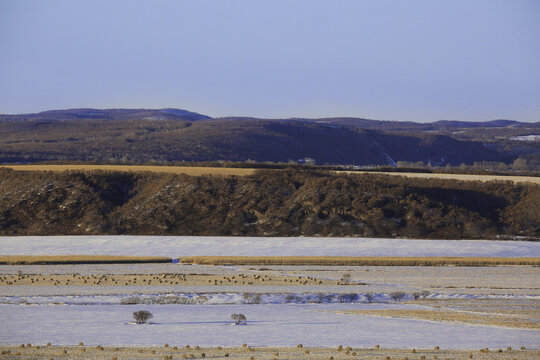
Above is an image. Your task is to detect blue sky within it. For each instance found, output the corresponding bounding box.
[1,0,539,122]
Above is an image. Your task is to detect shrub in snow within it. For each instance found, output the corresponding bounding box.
[285,294,301,303]
[390,291,406,302]
[133,310,153,324]
[364,293,374,303]
[231,313,247,325]
[338,293,358,303]
[122,294,209,305]
[414,290,430,299]
[121,296,141,305]
[341,273,352,284]
[243,293,261,304]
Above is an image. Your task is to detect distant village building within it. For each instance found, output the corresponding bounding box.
[298,158,316,166]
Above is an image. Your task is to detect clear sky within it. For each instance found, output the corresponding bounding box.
[1,0,539,122]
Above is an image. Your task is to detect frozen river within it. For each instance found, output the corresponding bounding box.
[1,235,538,257]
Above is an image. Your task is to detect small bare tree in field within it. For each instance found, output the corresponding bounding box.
[413,290,430,300]
[364,292,374,303]
[231,313,247,325]
[390,291,406,302]
[133,310,153,324]
[341,273,352,284]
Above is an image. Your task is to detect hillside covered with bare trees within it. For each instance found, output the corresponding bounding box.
[1,168,538,239]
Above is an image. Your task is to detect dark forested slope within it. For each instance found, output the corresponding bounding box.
[0,115,513,166]
[1,168,538,239]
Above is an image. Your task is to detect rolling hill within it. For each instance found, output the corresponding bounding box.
[0,108,538,166]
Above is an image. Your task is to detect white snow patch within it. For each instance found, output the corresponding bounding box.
[510,135,540,141]
[0,236,538,257]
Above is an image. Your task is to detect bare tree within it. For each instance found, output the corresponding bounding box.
[341,273,352,284]
[390,292,406,302]
[231,313,247,325]
[133,310,153,324]
[413,290,430,300]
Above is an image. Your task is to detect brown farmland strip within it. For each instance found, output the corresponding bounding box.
[1,346,539,360]
[0,255,172,265]
[177,256,540,266]
[0,164,257,176]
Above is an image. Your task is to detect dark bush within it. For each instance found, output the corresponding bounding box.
[133,310,153,324]
[231,313,247,325]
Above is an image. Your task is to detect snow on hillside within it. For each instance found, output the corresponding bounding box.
[1,303,538,348]
[510,135,540,141]
[1,236,538,257]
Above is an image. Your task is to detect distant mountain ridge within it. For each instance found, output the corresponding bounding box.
[0,108,538,166]
[1,108,537,128]
[0,108,211,122]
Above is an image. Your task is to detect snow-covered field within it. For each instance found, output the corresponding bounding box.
[1,236,539,257]
[1,236,538,349]
[1,303,538,348]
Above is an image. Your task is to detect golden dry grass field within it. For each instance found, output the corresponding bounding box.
[0,164,258,176]
[4,165,539,184]
[177,256,540,267]
[0,255,171,265]
[0,345,538,360]
[337,170,540,184]
[4,255,538,266]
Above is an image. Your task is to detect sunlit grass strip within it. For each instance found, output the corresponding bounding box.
[331,309,540,330]
[177,256,540,266]
[0,255,172,265]
[336,170,540,185]
[0,164,258,176]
